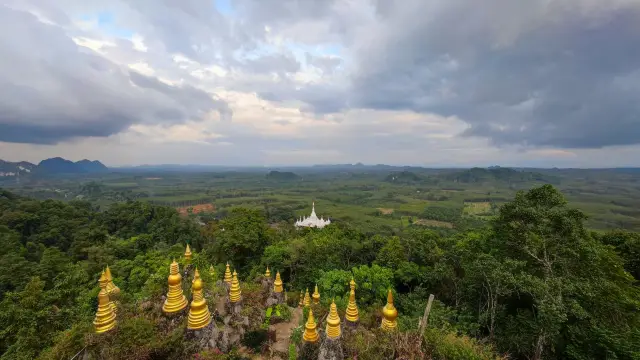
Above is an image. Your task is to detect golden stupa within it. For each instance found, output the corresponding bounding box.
[187,268,212,330]
[345,278,359,324]
[224,263,232,285]
[184,244,192,264]
[380,289,398,331]
[273,271,283,293]
[104,265,120,296]
[229,270,242,302]
[326,300,342,339]
[312,284,320,304]
[265,266,271,278]
[94,271,117,333]
[162,259,188,314]
[303,288,311,307]
[298,290,304,307]
[302,308,319,343]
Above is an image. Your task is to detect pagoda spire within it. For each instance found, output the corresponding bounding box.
[224,263,232,285]
[298,290,304,307]
[380,289,398,331]
[345,278,359,324]
[273,271,283,293]
[94,272,117,333]
[265,266,271,278]
[104,265,120,296]
[326,300,342,339]
[184,244,192,264]
[187,268,212,330]
[303,288,311,307]
[312,284,320,304]
[302,308,319,343]
[162,259,188,314]
[229,270,242,303]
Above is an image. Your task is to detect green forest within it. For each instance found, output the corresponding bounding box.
[0,184,639,360]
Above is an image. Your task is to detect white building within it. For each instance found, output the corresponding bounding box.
[295,202,331,229]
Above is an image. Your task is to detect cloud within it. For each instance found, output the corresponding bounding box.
[0,5,231,144]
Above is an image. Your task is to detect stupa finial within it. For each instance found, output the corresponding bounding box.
[303,288,311,307]
[184,244,192,264]
[187,268,212,330]
[312,284,320,304]
[224,263,232,285]
[302,308,319,343]
[273,271,283,293]
[162,259,188,314]
[94,271,117,333]
[380,289,398,331]
[326,300,342,339]
[229,270,242,302]
[104,265,120,296]
[345,278,359,324]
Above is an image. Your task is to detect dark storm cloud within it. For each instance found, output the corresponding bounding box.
[0,5,231,144]
[346,0,640,149]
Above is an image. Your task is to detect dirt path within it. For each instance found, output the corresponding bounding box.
[269,307,302,354]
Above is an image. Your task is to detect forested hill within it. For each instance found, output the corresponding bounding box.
[0,186,639,360]
[443,167,555,183]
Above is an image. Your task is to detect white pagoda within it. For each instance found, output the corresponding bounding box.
[295,202,331,229]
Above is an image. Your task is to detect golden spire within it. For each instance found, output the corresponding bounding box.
[209,265,215,279]
[345,278,359,323]
[380,289,398,331]
[94,272,117,333]
[265,266,271,278]
[312,284,320,304]
[224,263,232,285]
[325,300,341,339]
[187,268,212,330]
[162,259,188,314]
[229,270,242,303]
[104,265,120,296]
[302,308,319,343]
[273,271,283,293]
[303,288,311,307]
[184,244,192,263]
[298,290,304,307]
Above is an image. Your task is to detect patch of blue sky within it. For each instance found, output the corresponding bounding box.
[215,0,235,16]
[79,11,134,39]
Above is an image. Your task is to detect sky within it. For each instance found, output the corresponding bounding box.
[0,0,640,167]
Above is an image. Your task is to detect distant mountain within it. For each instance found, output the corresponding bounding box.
[38,157,108,174]
[265,170,299,181]
[443,167,552,183]
[0,160,36,177]
[0,157,108,178]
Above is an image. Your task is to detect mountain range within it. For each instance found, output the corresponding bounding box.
[0,157,108,177]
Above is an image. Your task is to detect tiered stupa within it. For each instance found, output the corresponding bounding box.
[104,265,120,296]
[380,289,398,331]
[303,288,311,307]
[312,284,320,304]
[224,263,232,285]
[302,309,319,343]
[273,271,283,293]
[184,244,192,264]
[294,202,331,229]
[326,300,342,339]
[94,272,117,333]
[345,278,359,325]
[229,271,242,302]
[187,268,212,330]
[265,266,271,278]
[162,260,188,314]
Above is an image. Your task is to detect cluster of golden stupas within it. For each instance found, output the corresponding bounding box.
[299,277,399,343]
[93,245,399,338]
